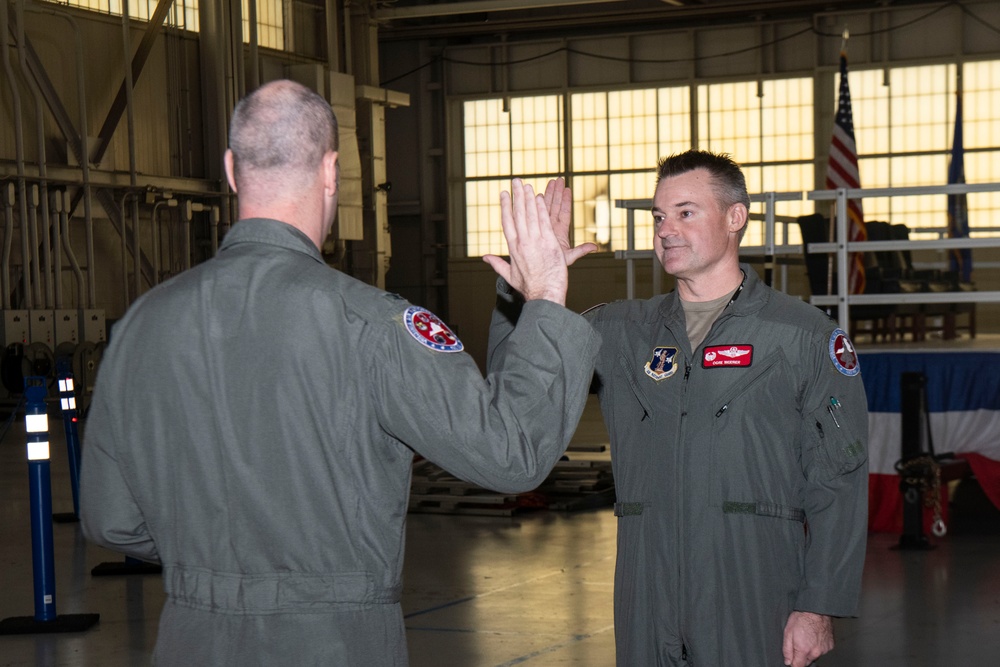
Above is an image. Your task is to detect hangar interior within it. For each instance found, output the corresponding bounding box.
[2,0,1000,665]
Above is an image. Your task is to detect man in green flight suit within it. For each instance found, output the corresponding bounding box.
[492,150,868,667]
[80,79,600,665]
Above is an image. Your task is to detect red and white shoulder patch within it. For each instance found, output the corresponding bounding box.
[403,306,464,353]
[829,328,860,376]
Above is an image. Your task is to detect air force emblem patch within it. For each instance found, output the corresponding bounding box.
[404,306,464,353]
[644,346,679,382]
[829,328,860,376]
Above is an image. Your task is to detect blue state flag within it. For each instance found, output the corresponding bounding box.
[947,93,972,283]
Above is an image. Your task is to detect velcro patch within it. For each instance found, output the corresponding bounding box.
[703,344,753,368]
[644,346,679,381]
[404,306,464,353]
[829,328,860,376]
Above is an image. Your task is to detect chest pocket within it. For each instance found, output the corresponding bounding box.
[709,349,792,504]
[598,352,660,489]
[616,351,656,421]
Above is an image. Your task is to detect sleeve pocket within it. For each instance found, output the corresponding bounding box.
[806,401,867,479]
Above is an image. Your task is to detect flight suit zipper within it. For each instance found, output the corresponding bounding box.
[712,352,782,419]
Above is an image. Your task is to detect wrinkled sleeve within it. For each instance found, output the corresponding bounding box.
[796,334,869,617]
[372,289,600,494]
[80,359,160,563]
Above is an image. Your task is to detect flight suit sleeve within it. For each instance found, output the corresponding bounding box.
[371,294,600,494]
[795,329,869,617]
[80,356,159,564]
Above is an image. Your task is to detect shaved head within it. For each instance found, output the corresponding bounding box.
[228,80,338,195]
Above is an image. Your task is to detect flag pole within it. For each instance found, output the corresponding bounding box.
[827,28,849,300]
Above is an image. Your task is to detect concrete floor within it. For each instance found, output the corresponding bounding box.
[2,396,999,666]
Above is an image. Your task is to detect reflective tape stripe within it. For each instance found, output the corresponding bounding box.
[25,414,48,433]
[27,441,50,460]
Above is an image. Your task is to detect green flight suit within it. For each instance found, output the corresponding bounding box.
[493,264,868,666]
[81,218,600,666]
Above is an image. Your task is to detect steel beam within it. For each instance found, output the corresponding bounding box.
[92,0,176,166]
[5,6,83,165]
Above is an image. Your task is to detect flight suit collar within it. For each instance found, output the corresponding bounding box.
[219,218,325,264]
[657,262,770,324]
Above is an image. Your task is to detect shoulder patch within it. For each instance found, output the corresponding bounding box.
[404,306,464,353]
[828,328,860,376]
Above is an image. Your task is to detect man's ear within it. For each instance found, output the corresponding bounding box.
[729,202,748,234]
[324,150,340,197]
[224,150,238,192]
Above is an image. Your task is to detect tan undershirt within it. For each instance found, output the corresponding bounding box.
[681,291,733,352]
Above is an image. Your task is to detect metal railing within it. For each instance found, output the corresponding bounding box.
[615,182,1000,333]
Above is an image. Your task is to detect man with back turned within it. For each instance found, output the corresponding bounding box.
[81,79,599,665]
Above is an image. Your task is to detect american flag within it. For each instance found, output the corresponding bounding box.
[825,52,867,295]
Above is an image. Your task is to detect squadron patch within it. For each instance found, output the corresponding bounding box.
[644,346,679,382]
[404,306,464,353]
[703,344,753,368]
[829,328,860,376]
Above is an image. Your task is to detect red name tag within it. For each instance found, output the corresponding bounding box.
[703,345,753,368]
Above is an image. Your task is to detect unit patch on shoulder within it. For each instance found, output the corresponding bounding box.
[644,346,679,382]
[404,306,464,353]
[703,344,753,368]
[829,328,860,376]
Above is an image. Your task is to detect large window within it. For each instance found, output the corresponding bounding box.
[571,87,690,253]
[955,60,1000,234]
[463,96,564,257]
[458,60,1000,257]
[848,61,1000,239]
[460,80,813,256]
[698,78,815,247]
[44,0,286,50]
[848,64,957,238]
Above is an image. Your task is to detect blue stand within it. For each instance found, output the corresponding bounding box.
[0,378,99,635]
[53,360,82,523]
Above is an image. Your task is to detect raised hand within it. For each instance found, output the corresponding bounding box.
[542,178,597,266]
[483,179,573,305]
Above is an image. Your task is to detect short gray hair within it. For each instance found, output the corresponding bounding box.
[228,80,338,188]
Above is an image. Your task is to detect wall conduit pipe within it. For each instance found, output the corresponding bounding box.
[150,198,176,287]
[122,0,139,308]
[119,191,134,312]
[17,0,52,309]
[3,183,14,309]
[133,193,140,300]
[59,191,85,308]
[51,191,62,308]
[27,3,95,308]
[27,185,42,307]
[1,0,32,308]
